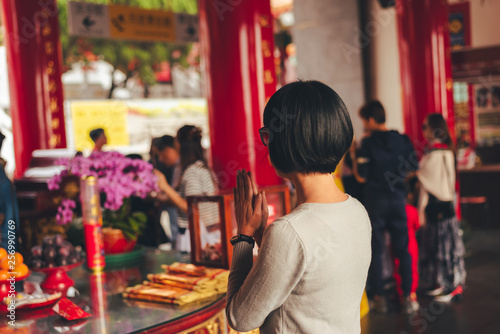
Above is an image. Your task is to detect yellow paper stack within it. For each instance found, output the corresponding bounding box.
[123,263,228,306]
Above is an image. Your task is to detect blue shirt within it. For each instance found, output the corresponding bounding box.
[357,130,418,198]
[0,167,19,250]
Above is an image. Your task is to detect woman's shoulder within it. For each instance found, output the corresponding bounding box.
[425,142,454,156]
[422,148,454,162]
[184,160,205,170]
[181,161,216,191]
[271,196,368,229]
[183,161,211,177]
[263,218,304,250]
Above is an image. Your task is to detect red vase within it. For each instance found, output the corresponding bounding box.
[102,228,137,254]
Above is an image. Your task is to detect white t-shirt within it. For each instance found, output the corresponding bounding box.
[176,160,219,229]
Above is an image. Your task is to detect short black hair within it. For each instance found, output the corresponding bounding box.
[89,128,105,142]
[155,135,176,151]
[263,80,353,174]
[359,100,386,124]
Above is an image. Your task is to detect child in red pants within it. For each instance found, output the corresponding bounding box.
[394,204,421,299]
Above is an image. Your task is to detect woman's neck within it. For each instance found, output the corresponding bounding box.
[288,172,348,206]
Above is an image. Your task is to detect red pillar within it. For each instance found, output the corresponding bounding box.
[396,0,454,148]
[198,0,281,189]
[0,0,67,177]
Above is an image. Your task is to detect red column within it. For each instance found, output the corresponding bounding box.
[396,0,454,148]
[0,0,67,177]
[199,0,281,189]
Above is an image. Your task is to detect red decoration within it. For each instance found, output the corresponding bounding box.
[84,224,106,267]
[0,0,67,177]
[32,261,83,294]
[448,2,471,47]
[80,176,106,270]
[52,297,92,321]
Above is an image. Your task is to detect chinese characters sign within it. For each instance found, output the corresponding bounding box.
[67,1,198,43]
[108,5,175,42]
[41,4,67,149]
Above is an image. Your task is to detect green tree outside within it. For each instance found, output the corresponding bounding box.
[57,0,198,98]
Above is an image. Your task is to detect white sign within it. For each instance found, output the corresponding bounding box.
[175,13,199,43]
[67,1,110,38]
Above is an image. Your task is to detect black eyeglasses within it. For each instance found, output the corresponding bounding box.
[259,127,271,147]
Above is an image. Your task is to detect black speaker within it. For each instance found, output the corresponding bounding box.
[378,0,395,8]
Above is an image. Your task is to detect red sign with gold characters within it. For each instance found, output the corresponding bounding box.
[39,3,67,149]
[1,0,69,177]
[258,8,277,104]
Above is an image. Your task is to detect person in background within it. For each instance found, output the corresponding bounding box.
[154,126,219,253]
[418,113,466,302]
[342,143,364,201]
[150,138,170,183]
[151,135,182,188]
[89,128,107,152]
[149,135,181,249]
[0,131,19,251]
[227,81,371,333]
[351,100,419,314]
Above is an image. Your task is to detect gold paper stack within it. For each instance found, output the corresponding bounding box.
[123,263,229,306]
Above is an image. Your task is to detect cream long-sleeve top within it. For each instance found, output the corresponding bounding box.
[417,147,456,224]
[226,196,372,334]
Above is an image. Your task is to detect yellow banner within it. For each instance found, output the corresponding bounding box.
[71,101,129,151]
[108,4,176,42]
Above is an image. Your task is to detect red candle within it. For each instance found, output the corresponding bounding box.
[80,176,105,272]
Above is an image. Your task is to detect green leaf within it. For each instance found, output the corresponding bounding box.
[132,212,147,223]
[122,229,137,241]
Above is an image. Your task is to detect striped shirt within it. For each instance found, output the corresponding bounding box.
[177,161,220,229]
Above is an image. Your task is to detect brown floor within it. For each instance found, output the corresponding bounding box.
[361,229,500,334]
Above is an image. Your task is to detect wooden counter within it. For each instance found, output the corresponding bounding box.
[459,164,500,173]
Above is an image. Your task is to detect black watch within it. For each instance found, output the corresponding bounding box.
[230,234,255,247]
